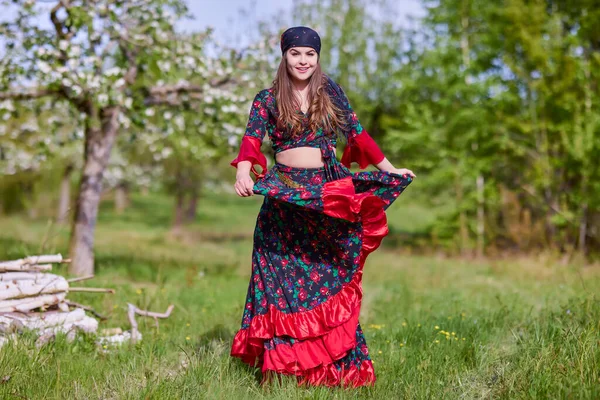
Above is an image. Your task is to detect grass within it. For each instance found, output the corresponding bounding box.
[0,190,599,399]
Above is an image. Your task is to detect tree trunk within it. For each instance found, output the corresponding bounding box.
[185,186,199,223]
[455,169,470,256]
[476,174,485,258]
[68,107,120,277]
[171,182,186,234]
[57,164,74,224]
[114,182,129,215]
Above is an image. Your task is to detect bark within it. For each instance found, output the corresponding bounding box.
[114,182,129,215]
[0,275,68,301]
[185,186,200,222]
[68,107,120,276]
[57,164,74,224]
[455,170,470,256]
[171,185,186,234]
[476,174,485,258]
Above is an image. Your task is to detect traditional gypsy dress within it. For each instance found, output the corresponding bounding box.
[230,76,413,387]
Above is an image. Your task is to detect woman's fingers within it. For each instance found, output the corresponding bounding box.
[235,179,254,197]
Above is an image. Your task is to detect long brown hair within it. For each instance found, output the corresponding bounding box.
[272,56,345,136]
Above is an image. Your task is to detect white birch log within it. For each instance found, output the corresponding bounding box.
[0,263,53,273]
[0,272,48,281]
[0,275,69,301]
[0,308,86,332]
[38,315,98,335]
[0,254,64,272]
[0,292,66,312]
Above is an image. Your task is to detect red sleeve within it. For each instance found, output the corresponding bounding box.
[341,130,385,169]
[230,136,267,179]
[231,91,270,179]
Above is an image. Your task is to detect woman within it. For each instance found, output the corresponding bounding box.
[230,26,414,387]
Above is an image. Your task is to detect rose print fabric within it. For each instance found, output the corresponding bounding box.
[231,159,413,387]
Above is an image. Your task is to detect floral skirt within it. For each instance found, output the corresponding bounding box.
[230,162,412,387]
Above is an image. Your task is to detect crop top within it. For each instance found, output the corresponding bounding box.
[231,76,385,179]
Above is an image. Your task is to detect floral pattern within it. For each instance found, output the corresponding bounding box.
[232,159,413,386]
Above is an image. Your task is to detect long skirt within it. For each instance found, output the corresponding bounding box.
[230,161,412,387]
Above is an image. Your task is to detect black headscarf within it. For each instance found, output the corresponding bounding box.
[280,26,321,55]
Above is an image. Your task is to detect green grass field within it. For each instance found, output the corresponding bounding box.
[0,191,599,399]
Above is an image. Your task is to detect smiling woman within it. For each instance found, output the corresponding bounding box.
[229,26,415,388]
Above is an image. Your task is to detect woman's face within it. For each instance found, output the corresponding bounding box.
[285,47,318,82]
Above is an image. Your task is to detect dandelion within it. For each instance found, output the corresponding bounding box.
[461,312,466,317]
[103,345,107,349]
[186,336,191,341]
[455,338,458,341]
[451,332,456,336]
[135,289,142,295]
[402,322,407,327]
[434,340,440,344]
[462,338,466,341]
[417,324,421,327]
[378,350,382,354]
[368,324,384,330]
[400,343,404,347]
[186,323,191,327]
[435,326,439,330]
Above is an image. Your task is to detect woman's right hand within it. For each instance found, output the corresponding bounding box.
[235,172,255,197]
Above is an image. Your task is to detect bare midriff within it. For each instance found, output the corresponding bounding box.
[275,147,324,168]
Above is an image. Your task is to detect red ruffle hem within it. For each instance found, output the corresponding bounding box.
[231,176,393,387]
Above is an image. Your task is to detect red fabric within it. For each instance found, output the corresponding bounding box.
[262,310,360,373]
[230,136,267,179]
[322,177,388,256]
[299,360,375,387]
[341,131,385,169]
[231,173,390,387]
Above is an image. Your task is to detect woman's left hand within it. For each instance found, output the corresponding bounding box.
[390,168,416,178]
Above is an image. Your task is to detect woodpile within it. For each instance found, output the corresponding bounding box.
[0,254,103,347]
[0,254,174,348]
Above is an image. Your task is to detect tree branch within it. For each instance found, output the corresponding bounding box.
[0,87,63,101]
[50,0,74,42]
[144,77,236,106]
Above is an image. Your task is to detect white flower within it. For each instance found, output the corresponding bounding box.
[105,67,122,76]
[114,78,126,88]
[58,40,69,51]
[145,108,155,116]
[37,61,51,74]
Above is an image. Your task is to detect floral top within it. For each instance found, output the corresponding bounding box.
[231,75,384,178]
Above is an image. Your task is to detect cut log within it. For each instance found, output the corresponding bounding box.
[0,292,66,312]
[39,315,98,335]
[0,254,64,272]
[0,272,48,281]
[0,263,53,273]
[0,308,86,332]
[0,275,69,301]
